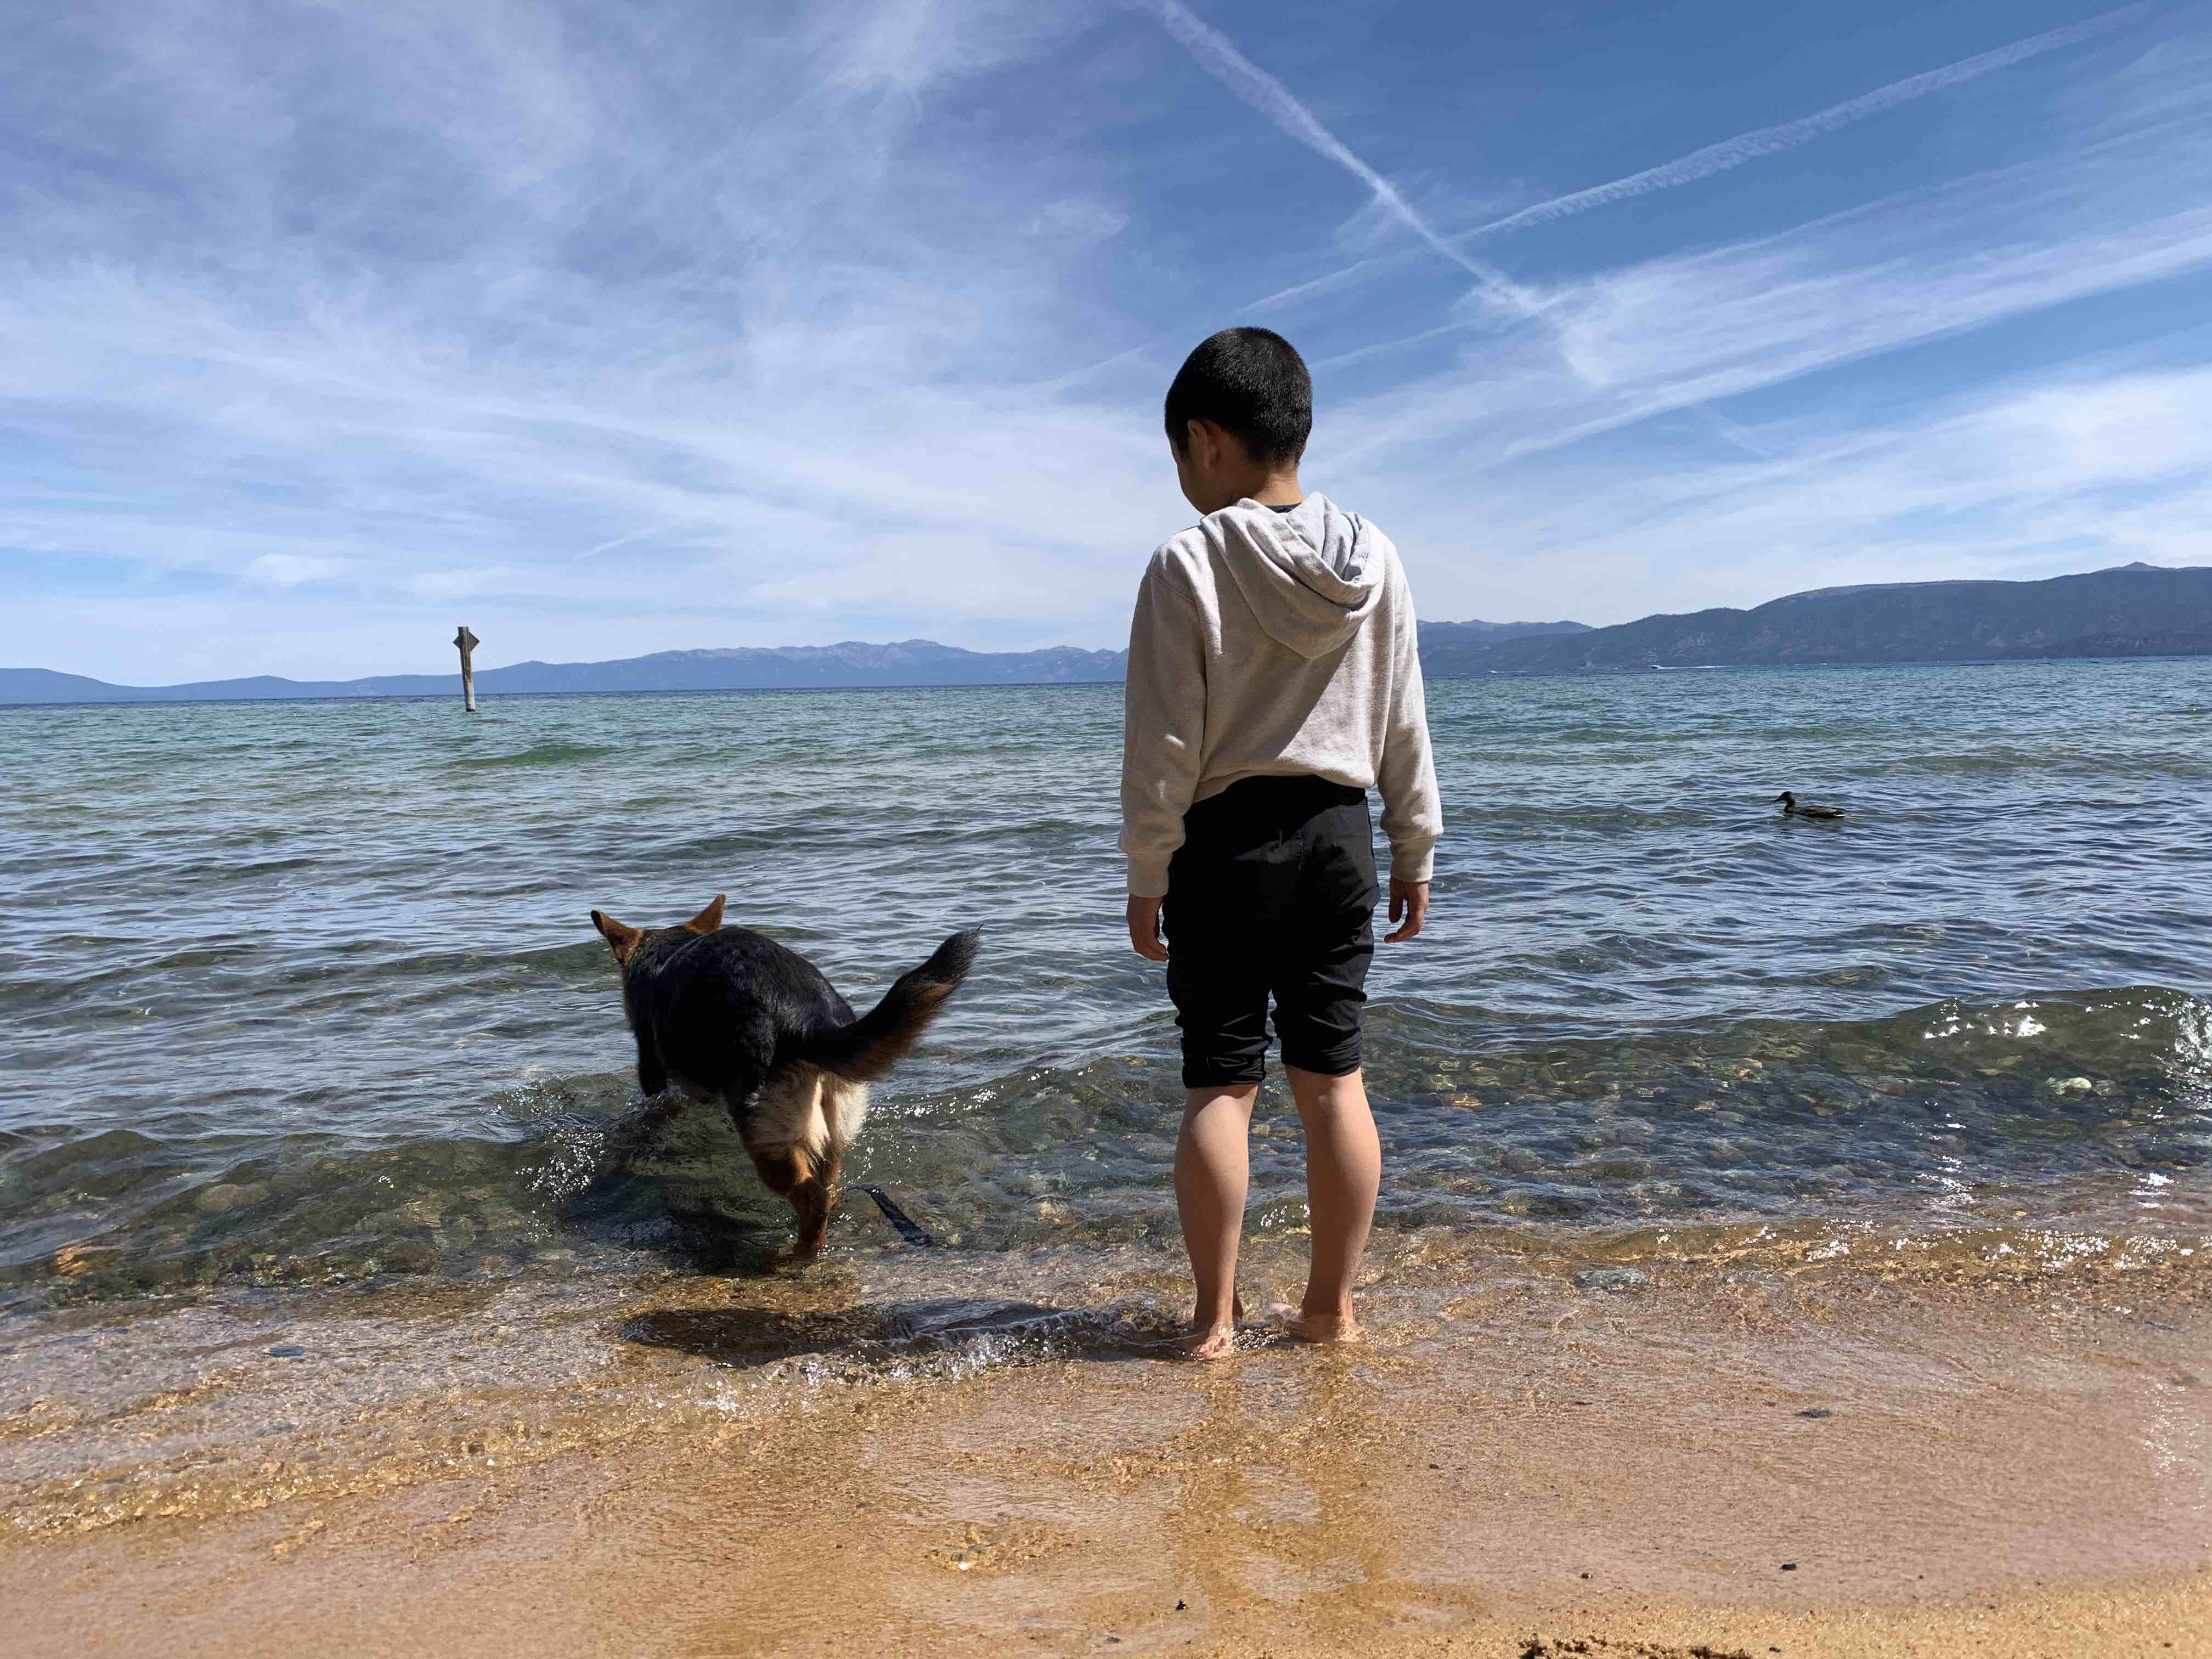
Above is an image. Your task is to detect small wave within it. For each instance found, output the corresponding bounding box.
[449,742,623,770]
[620,1294,1183,1385]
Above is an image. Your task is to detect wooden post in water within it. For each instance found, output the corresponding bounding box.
[454,625,480,713]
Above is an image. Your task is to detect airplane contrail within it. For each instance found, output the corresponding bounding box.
[1462,4,2146,244]
[1132,0,1542,319]
[1242,255,1401,315]
[574,516,705,563]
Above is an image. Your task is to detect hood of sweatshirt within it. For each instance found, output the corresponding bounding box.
[1209,493,1382,661]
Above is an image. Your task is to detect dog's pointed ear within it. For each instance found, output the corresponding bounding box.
[591,909,644,963]
[682,894,726,936]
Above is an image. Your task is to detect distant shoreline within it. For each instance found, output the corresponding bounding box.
[0,679,1128,712]
[12,560,2208,704]
[8,650,2212,712]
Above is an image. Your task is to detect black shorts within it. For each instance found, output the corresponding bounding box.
[1163,775,1379,1088]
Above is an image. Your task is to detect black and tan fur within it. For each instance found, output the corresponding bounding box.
[590,895,979,1257]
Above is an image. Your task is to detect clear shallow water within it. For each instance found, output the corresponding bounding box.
[2,659,2209,1313]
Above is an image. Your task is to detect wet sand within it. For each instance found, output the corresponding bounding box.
[3,1235,2207,1657]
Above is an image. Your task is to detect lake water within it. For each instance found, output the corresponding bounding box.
[3,658,2209,1316]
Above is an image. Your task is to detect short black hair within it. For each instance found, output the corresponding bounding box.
[1163,326,1312,466]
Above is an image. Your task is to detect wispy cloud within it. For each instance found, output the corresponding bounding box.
[1463,5,2148,244]
[1392,358,2212,628]
[1127,0,1539,319]
[1184,2,2158,360]
[250,552,351,589]
[1029,198,1132,244]
[1328,67,2212,474]
[408,565,517,601]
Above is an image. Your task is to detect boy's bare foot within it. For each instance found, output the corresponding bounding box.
[1177,1296,1246,1361]
[1296,1312,1365,1344]
[1178,1321,1239,1361]
[1273,1303,1366,1345]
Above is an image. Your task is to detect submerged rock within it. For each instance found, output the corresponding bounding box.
[195,1182,269,1215]
[1573,1267,1649,1294]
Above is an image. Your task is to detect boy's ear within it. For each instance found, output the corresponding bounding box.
[1182,417,1214,469]
[590,910,645,963]
[681,894,726,936]
[1186,417,1248,471]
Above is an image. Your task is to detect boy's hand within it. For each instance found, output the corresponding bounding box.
[1127,894,1169,961]
[1384,879,1428,943]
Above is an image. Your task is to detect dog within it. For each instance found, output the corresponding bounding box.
[589,894,979,1257]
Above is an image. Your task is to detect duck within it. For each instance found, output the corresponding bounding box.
[1772,791,1845,820]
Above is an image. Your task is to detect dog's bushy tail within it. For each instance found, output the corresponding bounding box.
[798,929,981,1082]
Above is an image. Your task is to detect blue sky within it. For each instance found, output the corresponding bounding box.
[3,0,2209,682]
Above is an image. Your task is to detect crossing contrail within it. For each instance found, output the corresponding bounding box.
[1132,0,1542,319]
[1461,5,2146,244]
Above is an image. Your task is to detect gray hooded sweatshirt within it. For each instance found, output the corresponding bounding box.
[1119,494,1442,897]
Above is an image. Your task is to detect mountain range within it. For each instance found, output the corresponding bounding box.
[4,563,2207,706]
[0,621,1589,705]
[1440,562,2212,674]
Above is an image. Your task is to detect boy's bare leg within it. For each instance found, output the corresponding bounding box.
[1285,1064,1380,1342]
[1174,1083,1258,1358]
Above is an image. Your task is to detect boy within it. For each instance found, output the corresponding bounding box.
[1119,326,1441,1359]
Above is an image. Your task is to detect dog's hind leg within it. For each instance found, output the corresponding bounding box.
[822,1077,870,1156]
[743,1065,837,1258]
[789,1160,832,1259]
[746,1143,830,1258]
[812,1077,870,1227]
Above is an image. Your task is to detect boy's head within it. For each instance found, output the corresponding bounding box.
[1164,327,1311,515]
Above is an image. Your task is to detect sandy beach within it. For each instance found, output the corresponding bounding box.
[5,1234,2205,1657]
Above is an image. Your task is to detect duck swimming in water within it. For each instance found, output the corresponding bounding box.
[1772,791,1844,820]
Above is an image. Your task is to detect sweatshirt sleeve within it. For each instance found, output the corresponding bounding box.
[1118,557,1207,898]
[1376,567,1442,884]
